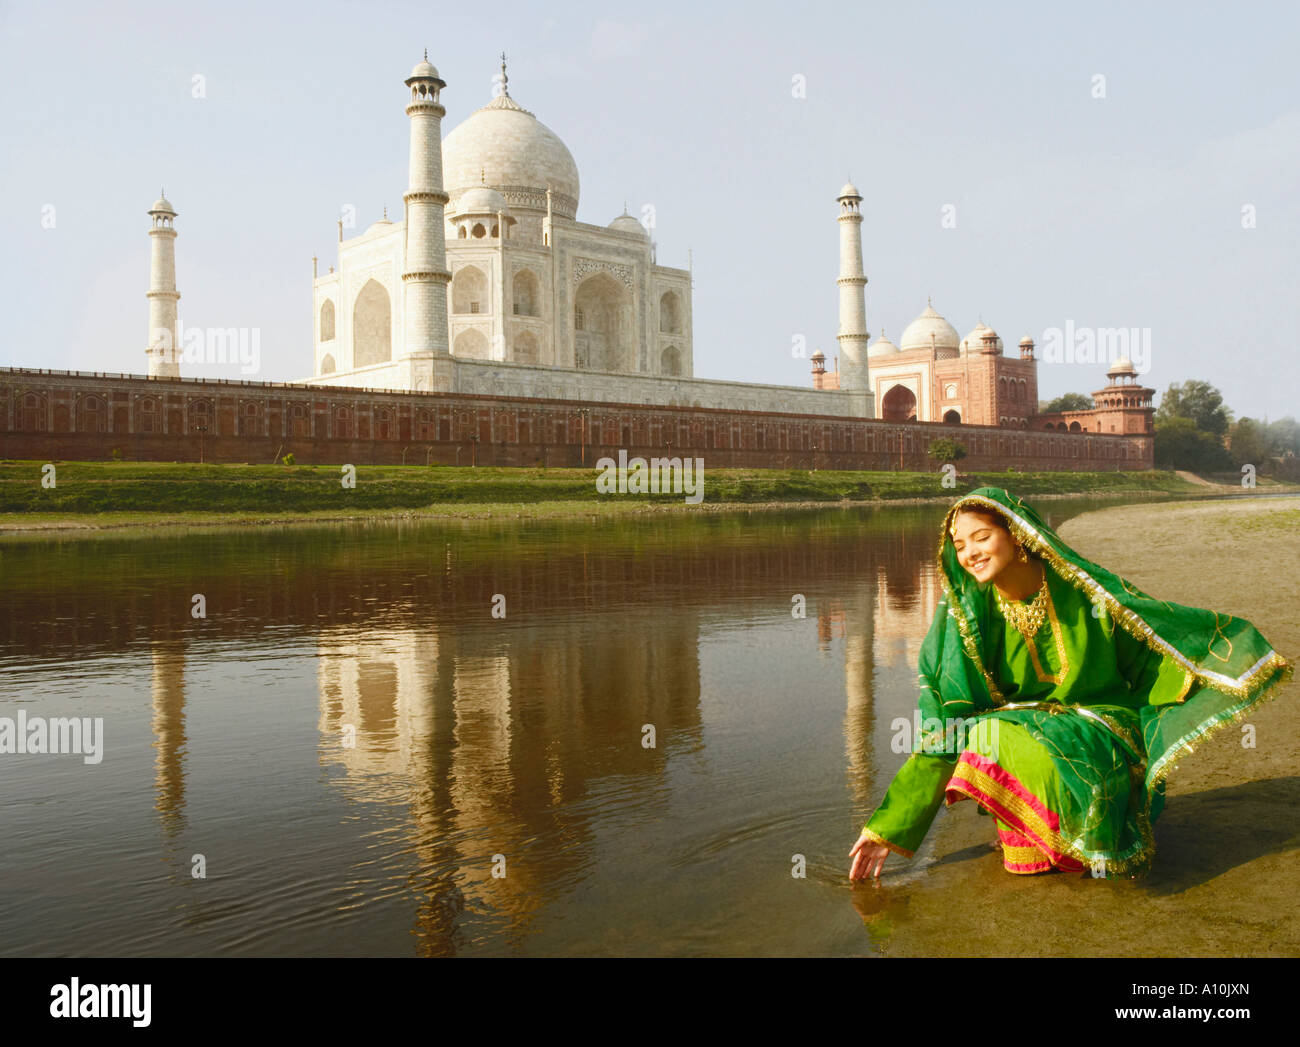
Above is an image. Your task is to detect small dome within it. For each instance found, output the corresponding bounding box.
[1019,333,1034,345]
[810,349,826,361]
[366,218,394,233]
[960,322,1003,355]
[149,196,175,214]
[899,304,960,353]
[838,182,862,199]
[959,322,987,350]
[1108,356,1137,375]
[409,59,441,80]
[868,334,900,358]
[608,212,647,237]
[457,186,510,215]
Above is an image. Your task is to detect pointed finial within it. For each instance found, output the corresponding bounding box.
[424,48,428,61]
[383,205,388,221]
[481,168,486,185]
[928,295,932,307]
[500,52,509,95]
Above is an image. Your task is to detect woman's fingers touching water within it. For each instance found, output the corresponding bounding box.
[849,834,891,881]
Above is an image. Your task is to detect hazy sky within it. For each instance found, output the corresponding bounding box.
[3,0,1296,421]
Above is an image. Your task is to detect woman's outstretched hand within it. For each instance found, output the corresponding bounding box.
[849,831,892,881]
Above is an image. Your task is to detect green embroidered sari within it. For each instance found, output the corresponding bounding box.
[862,487,1294,875]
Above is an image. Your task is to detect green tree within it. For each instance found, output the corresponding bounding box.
[1266,417,1300,457]
[927,437,967,462]
[1042,393,1093,414]
[1229,418,1270,469]
[1154,417,1233,471]
[1155,380,1233,436]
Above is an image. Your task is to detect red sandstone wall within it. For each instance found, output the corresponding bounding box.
[0,368,1154,471]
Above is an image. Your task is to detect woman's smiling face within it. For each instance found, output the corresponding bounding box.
[949,509,1016,583]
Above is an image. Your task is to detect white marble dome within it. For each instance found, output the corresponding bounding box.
[960,323,1003,355]
[899,304,960,353]
[443,91,580,218]
[149,196,175,214]
[456,186,510,215]
[838,181,862,199]
[867,333,900,357]
[608,212,647,237]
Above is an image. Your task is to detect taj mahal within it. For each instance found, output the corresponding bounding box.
[136,53,1151,437]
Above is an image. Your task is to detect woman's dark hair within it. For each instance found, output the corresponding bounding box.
[951,506,1011,536]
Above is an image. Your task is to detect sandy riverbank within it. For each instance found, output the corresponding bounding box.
[852,496,1300,957]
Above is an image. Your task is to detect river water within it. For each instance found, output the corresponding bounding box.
[0,494,1178,956]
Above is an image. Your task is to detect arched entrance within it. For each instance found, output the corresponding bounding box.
[881,384,918,422]
[353,279,391,367]
[574,272,633,372]
[513,270,540,316]
[659,291,682,333]
[452,265,488,315]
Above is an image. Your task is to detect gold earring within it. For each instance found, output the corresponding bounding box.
[1015,544,1028,563]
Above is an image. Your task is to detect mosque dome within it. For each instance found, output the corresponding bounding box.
[608,212,648,237]
[149,195,175,214]
[959,322,987,352]
[899,304,960,353]
[442,85,580,218]
[867,333,900,357]
[409,59,442,80]
[456,185,510,215]
[838,182,862,199]
[960,322,1004,355]
[1108,356,1137,376]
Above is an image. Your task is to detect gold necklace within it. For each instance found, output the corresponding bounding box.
[994,570,1050,643]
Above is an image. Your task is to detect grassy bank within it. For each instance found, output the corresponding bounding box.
[0,461,1287,531]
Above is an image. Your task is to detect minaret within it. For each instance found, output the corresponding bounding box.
[401,52,451,369]
[146,192,181,378]
[835,182,869,392]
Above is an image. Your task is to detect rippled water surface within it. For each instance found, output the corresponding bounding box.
[0,497,1142,955]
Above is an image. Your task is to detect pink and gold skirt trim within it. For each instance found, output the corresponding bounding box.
[945,751,1085,874]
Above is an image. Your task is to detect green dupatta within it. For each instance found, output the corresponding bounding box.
[863,486,1294,871]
